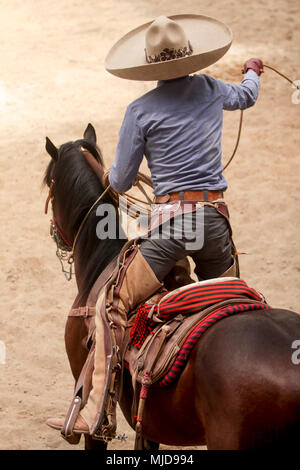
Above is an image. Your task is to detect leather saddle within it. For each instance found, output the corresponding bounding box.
[64,240,247,445]
[122,297,255,387]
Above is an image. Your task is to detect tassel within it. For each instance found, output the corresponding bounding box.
[130,305,155,348]
[134,372,152,450]
[134,420,144,450]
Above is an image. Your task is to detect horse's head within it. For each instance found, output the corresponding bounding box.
[43,123,122,282]
[44,123,106,244]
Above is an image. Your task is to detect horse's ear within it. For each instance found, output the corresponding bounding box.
[83,123,97,145]
[45,137,58,161]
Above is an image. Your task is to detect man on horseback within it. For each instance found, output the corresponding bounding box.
[47,14,263,440]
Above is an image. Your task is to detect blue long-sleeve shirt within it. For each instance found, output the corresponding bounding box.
[109,70,260,195]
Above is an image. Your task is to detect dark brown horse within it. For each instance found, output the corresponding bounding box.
[43,124,300,450]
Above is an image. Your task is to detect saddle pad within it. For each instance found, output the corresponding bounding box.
[158,301,270,387]
[129,278,266,349]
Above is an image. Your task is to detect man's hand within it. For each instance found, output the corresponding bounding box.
[242,58,264,76]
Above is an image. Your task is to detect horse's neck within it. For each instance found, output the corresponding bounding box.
[72,237,127,308]
[73,258,89,307]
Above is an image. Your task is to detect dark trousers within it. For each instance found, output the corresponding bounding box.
[139,205,233,282]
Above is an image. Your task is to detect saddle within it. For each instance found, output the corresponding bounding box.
[63,239,268,447]
[121,282,269,448]
[123,297,259,386]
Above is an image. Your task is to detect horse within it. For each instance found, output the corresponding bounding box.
[43,123,300,450]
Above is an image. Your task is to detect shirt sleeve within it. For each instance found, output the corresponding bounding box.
[109,104,145,193]
[217,70,260,110]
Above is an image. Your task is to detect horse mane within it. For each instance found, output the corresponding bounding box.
[44,137,127,302]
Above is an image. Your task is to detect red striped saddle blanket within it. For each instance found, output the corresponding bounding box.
[127,278,270,387]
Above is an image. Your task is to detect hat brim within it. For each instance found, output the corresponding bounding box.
[105,14,233,81]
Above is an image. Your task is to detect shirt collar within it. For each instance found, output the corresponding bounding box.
[157,75,189,87]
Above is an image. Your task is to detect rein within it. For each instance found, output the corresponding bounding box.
[45,147,113,280]
[47,183,112,280]
[72,184,112,255]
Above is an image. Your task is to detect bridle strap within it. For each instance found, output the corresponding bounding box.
[45,147,110,254]
[45,179,55,214]
[71,183,111,255]
[52,217,73,249]
[70,147,111,255]
[45,147,111,280]
[81,147,104,182]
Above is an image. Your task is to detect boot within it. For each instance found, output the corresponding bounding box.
[46,414,89,441]
[165,257,194,290]
[219,255,239,278]
[47,249,162,441]
[108,249,163,324]
[84,248,163,437]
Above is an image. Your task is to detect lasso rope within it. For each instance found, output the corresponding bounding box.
[223,108,244,171]
[223,64,299,172]
[264,64,300,88]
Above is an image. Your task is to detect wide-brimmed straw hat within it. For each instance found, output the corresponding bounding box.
[105,14,232,81]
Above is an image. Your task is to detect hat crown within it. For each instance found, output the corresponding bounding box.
[145,16,190,61]
[105,14,233,81]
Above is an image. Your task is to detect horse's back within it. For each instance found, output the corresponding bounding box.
[192,308,300,449]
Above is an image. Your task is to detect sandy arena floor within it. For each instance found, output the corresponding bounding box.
[0,0,299,450]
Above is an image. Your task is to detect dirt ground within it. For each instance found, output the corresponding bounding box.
[0,0,299,451]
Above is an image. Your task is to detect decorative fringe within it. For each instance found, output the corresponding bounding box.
[134,372,152,450]
[129,305,155,349]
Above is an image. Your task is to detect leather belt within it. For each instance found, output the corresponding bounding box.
[154,190,224,204]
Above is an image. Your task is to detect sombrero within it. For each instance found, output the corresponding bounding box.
[105,14,233,81]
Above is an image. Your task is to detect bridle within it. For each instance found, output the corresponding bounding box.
[45,179,74,280]
[45,147,111,280]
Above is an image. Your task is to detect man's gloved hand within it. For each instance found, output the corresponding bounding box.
[242,58,264,76]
